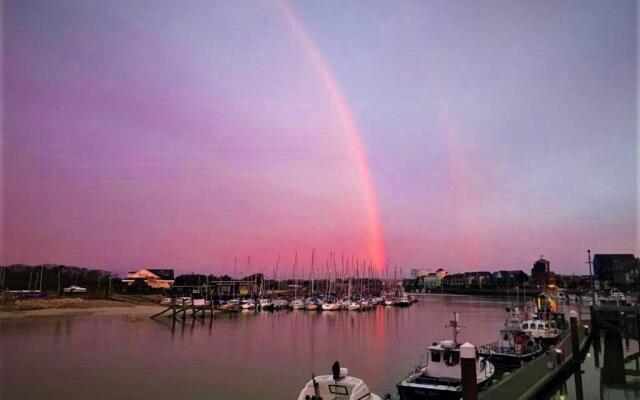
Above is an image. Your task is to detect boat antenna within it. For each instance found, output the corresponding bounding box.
[312,374,320,398]
[445,312,464,346]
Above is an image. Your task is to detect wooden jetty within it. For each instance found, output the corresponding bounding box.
[151,298,216,320]
[480,314,591,400]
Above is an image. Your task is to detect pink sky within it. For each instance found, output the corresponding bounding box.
[2,1,637,275]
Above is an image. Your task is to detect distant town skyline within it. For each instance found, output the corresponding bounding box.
[2,0,638,274]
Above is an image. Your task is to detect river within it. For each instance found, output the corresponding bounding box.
[1,294,635,399]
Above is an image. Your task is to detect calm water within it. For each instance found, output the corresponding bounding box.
[1,295,630,400]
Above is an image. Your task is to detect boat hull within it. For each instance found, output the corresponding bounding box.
[396,384,460,400]
[479,350,541,370]
[397,376,493,400]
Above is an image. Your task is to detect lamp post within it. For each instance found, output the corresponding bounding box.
[588,250,596,306]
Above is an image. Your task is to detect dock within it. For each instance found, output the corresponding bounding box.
[480,317,591,400]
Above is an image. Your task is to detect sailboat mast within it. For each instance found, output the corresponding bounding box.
[293,250,298,298]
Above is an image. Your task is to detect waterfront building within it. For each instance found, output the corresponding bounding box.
[123,268,175,290]
[531,257,555,289]
[421,268,448,289]
[490,270,528,288]
[593,254,637,287]
[409,268,430,279]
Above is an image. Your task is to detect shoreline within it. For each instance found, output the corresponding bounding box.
[0,303,164,320]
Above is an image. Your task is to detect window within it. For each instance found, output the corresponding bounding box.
[522,323,529,329]
[538,324,544,330]
[431,349,441,362]
[329,385,348,395]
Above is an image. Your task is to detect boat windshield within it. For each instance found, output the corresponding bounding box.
[522,323,529,329]
[443,350,460,366]
[329,385,348,395]
[431,349,441,363]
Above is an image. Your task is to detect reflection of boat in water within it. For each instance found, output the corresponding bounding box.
[297,361,383,400]
[479,308,544,370]
[397,313,495,400]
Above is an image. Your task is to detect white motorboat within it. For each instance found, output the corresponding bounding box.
[298,362,383,400]
[259,298,274,310]
[384,298,394,306]
[397,313,495,400]
[219,299,240,312]
[63,285,87,294]
[241,299,256,309]
[359,299,372,310]
[395,295,411,307]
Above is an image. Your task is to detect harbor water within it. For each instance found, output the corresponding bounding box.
[1,295,634,399]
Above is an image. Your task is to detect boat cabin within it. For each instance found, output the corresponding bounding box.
[426,340,462,380]
[297,363,379,400]
[521,320,558,339]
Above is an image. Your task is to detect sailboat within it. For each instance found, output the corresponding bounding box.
[289,251,306,310]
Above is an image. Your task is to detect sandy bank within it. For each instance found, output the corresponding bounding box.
[0,299,164,320]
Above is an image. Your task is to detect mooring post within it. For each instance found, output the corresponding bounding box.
[570,310,580,364]
[460,342,478,400]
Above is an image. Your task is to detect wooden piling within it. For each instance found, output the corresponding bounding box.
[461,342,478,400]
[569,310,579,365]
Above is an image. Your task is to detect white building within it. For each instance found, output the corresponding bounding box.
[122,268,175,289]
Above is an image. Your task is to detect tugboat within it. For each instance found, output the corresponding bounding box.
[297,361,383,400]
[397,313,495,400]
[478,308,544,370]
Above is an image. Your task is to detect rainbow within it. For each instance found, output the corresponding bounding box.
[275,1,386,269]
[438,103,481,265]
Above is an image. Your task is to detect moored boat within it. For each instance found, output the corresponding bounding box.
[290,298,306,310]
[305,298,321,310]
[395,295,411,307]
[397,313,495,400]
[322,298,341,311]
[521,319,561,344]
[297,361,383,400]
[478,308,544,370]
[258,298,274,310]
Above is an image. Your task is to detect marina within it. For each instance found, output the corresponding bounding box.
[1,293,614,400]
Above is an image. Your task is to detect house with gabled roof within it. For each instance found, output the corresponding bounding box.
[123,268,175,290]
